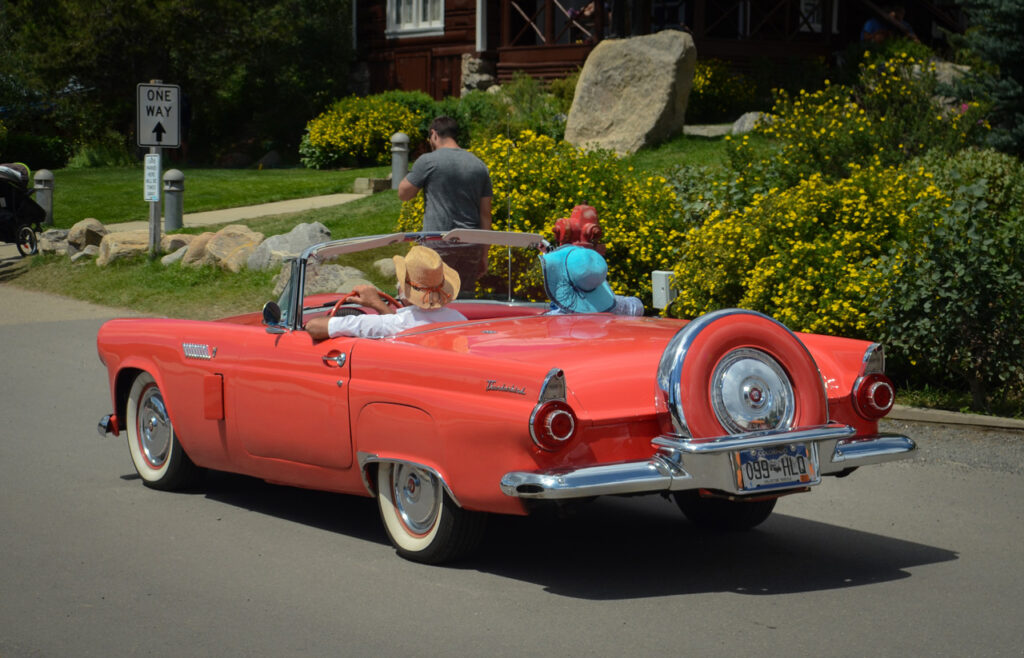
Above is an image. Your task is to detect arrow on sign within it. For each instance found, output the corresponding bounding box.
[152,122,166,143]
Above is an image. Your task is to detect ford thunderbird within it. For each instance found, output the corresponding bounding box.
[97,229,915,563]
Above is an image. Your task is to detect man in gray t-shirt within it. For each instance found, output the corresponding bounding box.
[398,116,493,232]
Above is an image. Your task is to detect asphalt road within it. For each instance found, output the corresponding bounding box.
[2,281,1023,657]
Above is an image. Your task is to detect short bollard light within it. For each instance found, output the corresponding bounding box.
[33,169,55,226]
[163,169,185,231]
[391,132,409,190]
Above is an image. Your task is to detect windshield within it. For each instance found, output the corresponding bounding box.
[275,231,551,329]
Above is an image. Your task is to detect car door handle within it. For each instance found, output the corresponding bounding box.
[322,352,346,367]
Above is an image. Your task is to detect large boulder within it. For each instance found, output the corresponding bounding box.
[565,30,697,155]
[204,225,264,273]
[67,218,108,251]
[96,230,150,266]
[247,222,331,271]
[181,232,216,266]
[161,233,195,253]
[272,263,367,297]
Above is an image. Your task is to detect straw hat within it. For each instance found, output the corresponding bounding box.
[540,245,615,313]
[393,245,461,310]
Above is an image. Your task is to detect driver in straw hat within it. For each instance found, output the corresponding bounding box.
[306,245,467,339]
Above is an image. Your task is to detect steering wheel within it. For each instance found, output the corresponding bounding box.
[329,290,402,317]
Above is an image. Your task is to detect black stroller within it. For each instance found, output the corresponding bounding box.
[0,163,44,257]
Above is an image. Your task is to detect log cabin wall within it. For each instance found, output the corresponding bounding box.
[355,1,963,99]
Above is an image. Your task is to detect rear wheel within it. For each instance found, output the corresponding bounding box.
[673,491,776,531]
[15,225,37,257]
[126,372,201,490]
[376,462,485,564]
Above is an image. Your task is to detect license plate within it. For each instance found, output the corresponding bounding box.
[734,443,819,492]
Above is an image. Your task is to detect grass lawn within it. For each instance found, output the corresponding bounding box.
[49,165,390,228]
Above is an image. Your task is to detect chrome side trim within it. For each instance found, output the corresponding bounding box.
[356,451,463,507]
[652,423,855,455]
[831,434,916,465]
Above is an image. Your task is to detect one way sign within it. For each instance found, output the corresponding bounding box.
[137,83,181,148]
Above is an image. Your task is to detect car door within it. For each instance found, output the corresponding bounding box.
[226,328,356,469]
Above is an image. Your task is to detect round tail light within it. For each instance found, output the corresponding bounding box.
[530,400,577,451]
[854,373,895,419]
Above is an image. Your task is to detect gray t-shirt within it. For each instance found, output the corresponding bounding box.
[406,147,493,232]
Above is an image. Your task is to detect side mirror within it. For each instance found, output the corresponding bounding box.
[262,301,285,334]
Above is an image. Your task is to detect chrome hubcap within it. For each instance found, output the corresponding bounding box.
[137,387,171,467]
[712,348,794,433]
[391,464,440,535]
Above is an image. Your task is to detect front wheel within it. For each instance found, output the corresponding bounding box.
[126,372,202,490]
[376,462,486,564]
[15,225,37,257]
[673,491,776,531]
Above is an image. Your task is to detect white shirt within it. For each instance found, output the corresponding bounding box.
[326,305,467,338]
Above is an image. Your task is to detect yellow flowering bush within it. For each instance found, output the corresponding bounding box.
[397,131,685,302]
[300,96,424,168]
[687,59,757,124]
[669,164,949,337]
[729,52,988,192]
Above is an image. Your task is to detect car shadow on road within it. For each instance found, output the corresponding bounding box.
[468,494,958,599]
[193,470,390,547]
[183,470,957,599]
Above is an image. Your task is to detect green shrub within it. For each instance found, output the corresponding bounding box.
[0,133,70,169]
[300,96,424,168]
[65,130,137,169]
[729,52,988,191]
[548,69,581,115]
[668,163,949,336]
[877,149,1024,410]
[687,59,758,124]
[375,90,438,138]
[396,130,684,303]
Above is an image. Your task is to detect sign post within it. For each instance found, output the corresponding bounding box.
[137,81,181,257]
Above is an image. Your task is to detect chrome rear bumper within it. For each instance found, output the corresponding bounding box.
[500,424,915,500]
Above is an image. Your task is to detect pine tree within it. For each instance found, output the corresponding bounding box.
[955,0,1024,156]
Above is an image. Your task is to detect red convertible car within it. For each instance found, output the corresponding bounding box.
[97,230,914,563]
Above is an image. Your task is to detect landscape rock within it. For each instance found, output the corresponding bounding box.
[97,230,150,266]
[731,111,763,135]
[461,54,498,95]
[204,224,264,272]
[353,177,391,194]
[273,263,366,297]
[565,30,696,155]
[181,232,216,266]
[374,257,397,280]
[70,245,99,263]
[161,246,188,266]
[67,218,107,250]
[38,229,69,256]
[248,222,331,271]
[161,233,195,253]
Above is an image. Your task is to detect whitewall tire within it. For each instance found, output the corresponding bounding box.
[376,462,485,564]
[126,372,201,490]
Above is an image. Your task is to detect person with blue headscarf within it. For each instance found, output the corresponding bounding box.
[539,245,644,316]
